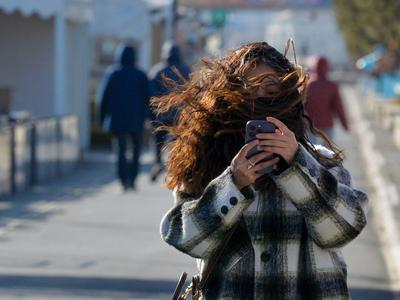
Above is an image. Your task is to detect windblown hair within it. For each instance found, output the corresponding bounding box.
[151,42,343,197]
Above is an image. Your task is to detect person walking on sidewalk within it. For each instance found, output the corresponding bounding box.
[99,44,150,191]
[305,56,349,145]
[149,41,191,182]
[156,42,368,299]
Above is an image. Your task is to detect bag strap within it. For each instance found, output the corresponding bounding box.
[197,220,241,290]
[172,272,187,300]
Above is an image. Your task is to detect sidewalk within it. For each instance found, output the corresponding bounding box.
[0,84,397,299]
[337,85,398,300]
[342,84,400,297]
[0,151,197,300]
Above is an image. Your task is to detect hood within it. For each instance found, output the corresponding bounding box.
[116,44,136,67]
[312,56,329,78]
[161,40,182,65]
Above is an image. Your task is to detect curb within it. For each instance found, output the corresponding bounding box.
[346,85,400,293]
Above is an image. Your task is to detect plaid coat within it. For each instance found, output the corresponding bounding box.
[160,144,368,299]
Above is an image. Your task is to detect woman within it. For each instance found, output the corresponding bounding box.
[154,42,368,299]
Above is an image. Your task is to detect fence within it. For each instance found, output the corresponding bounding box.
[0,114,79,198]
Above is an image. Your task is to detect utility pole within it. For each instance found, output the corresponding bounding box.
[165,0,178,42]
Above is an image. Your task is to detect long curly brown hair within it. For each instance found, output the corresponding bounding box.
[151,42,343,197]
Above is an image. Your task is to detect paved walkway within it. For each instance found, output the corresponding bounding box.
[337,85,397,300]
[0,85,397,299]
[348,84,400,293]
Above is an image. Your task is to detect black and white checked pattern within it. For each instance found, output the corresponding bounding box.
[160,144,368,299]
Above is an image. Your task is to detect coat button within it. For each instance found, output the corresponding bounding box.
[298,154,307,167]
[260,251,271,263]
[229,196,238,206]
[221,205,229,215]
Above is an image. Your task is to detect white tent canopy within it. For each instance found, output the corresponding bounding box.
[0,0,61,19]
[0,0,92,22]
[0,0,156,149]
[0,0,91,148]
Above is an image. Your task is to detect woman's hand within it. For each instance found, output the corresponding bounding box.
[256,116,299,164]
[231,139,280,190]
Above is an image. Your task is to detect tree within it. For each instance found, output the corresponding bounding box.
[332,0,400,61]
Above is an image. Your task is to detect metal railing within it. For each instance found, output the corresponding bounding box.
[0,114,80,198]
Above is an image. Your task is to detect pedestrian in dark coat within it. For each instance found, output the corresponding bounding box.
[148,41,191,182]
[99,44,150,190]
[305,56,349,144]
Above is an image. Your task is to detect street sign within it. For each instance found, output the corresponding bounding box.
[180,0,331,9]
[211,8,228,28]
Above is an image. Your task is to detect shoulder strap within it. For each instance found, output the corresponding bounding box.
[198,220,241,290]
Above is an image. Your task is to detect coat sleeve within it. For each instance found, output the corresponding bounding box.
[160,167,255,259]
[148,70,163,121]
[273,144,368,250]
[142,74,151,119]
[98,70,113,127]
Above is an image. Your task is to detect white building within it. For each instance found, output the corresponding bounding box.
[0,0,92,148]
[91,0,152,71]
[0,0,159,150]
[222,8,350,69]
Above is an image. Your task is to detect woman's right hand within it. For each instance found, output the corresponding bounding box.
[230,139,280,190]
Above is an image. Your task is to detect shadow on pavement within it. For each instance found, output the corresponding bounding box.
[0,151,153,231]
[0,274,177,299]
[350,288,398,300]
[0,273,397,300]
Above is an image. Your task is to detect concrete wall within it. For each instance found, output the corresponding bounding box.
[0,11,54,117]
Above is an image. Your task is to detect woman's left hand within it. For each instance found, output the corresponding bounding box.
[256,116,299,164]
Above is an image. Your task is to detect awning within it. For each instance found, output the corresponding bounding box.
[0,0,92,22]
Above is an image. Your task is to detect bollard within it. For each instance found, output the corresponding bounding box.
[382,102,400,131]
[366,96,375,115]
[35,118,59,183]
[374,100,391,129]
[0,126,12,198]
[365,91,377,115]
[30,124,37,186]
[58,115,79,175]
[393,115,400,150]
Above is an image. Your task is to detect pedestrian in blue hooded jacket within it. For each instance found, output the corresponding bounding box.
[99,44,150,190]
[148,41,191,182]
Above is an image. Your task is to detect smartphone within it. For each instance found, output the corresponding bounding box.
[245,120,276,174]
